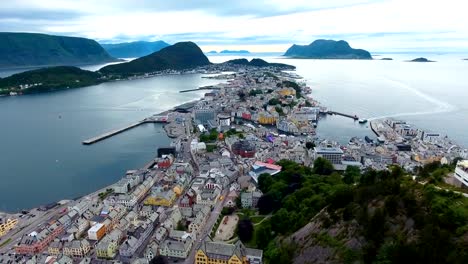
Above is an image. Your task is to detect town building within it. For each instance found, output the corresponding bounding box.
[195,239,263,264]
[15,222,64,255]
[232,140,256,158]
[314,146,344,165]
[0,218,18,237]
[63,239,91,258]
[455,160,468,187]
[95,229,123,259]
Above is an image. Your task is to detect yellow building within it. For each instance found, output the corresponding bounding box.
[277,87,296,96]
[258,113,277,125]
[0,218,18,237]
[195,239,263,264]
[144,189,176,207]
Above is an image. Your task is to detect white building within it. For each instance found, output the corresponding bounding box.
[454,160,468,187]
[314,147,343,165]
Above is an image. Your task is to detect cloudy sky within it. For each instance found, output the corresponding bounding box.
[1,0,467,52]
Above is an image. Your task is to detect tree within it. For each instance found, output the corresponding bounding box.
[343,165,361,184]
[258,173,273,193]
[256,222,273,248]
[312,157,334,175]
[268,98,280,105]
[237,219,254,242]
[305,141,315,150]
[257,193,275,214]
[271,208,291,234]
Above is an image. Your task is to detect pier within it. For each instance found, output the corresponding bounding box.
[179,85,220,93]
[327,111,359,120]
[82,115,169,145]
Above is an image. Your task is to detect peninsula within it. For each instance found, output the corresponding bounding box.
[100,40,170,58]
[0,66,103,95]
[284,39,372,59]
[222,58,295,69]
[0,32,117,69]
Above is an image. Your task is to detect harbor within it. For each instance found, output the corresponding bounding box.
[82,115,169,145]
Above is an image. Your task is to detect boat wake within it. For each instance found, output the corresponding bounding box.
[368,79,457,121]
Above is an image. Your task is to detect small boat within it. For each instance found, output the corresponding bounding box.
[358,119,368,124]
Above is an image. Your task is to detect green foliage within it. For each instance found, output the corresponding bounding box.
[343,165,361,184]
[206,144,217,153]
[199,129,219,143]
[268,98,281,105]
[100,41,210,75]
[237,218,254,242]
[249,89,263,96]
[313,157,334,175]
[275,106,284,116]
[221,207,235,216]
[305,141,315,150]
[0,66,103,93]
[281,80,302,98]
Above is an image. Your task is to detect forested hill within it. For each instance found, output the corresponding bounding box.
[0,32,117,68]
[99,42,211,75]
[0,66,102,94]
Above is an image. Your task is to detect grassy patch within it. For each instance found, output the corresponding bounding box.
[251,215,265,224]
[0,238,12,248]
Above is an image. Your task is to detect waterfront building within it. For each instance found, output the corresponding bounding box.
[144,187,177,207]
[194,109,216,125]
[0,218,18,237]
[15,222,64,255]
[314,147,344,165]
[455,160,468,187]
[195,239,263,264]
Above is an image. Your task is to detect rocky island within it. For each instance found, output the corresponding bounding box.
[0,32,118,69]
[409,57,435,62]
[284,39,372,59]
[100,40,170,58]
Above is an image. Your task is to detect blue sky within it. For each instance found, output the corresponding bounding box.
[0,0,467,52]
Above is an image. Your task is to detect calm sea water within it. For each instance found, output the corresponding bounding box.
[210,54,468,146]
[1,54,467,211]
[0,74,222,212]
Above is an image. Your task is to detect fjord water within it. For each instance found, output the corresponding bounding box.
[1,54,467,211]
[0,74,222,212]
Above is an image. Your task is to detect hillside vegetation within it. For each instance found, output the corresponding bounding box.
[0,32,116,68]
[249,159,468,264]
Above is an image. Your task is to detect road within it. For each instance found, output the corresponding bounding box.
[184,189,228,264]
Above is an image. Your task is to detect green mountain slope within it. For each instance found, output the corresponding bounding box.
[99,42,211,75]
[100,40,170,58]
[0,32,117,68]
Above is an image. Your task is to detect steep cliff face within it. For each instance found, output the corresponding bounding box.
[0,32,117,68]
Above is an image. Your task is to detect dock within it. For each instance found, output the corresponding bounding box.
[82,115,170,145]
[179,85,220,93]
[327,111,359,120]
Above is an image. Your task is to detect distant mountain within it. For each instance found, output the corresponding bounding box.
[284,39,372,59]
[0,32,117,69]
[0,66,102,94]
[99,42,211,75]
[409,57,435,62]
[207,51,218,54]
[381,58,393,60]
[222,58,295,69]
[220,50,250,54]
[100,40,170,58]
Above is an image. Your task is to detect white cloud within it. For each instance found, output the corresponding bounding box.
[0,0,467,52]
